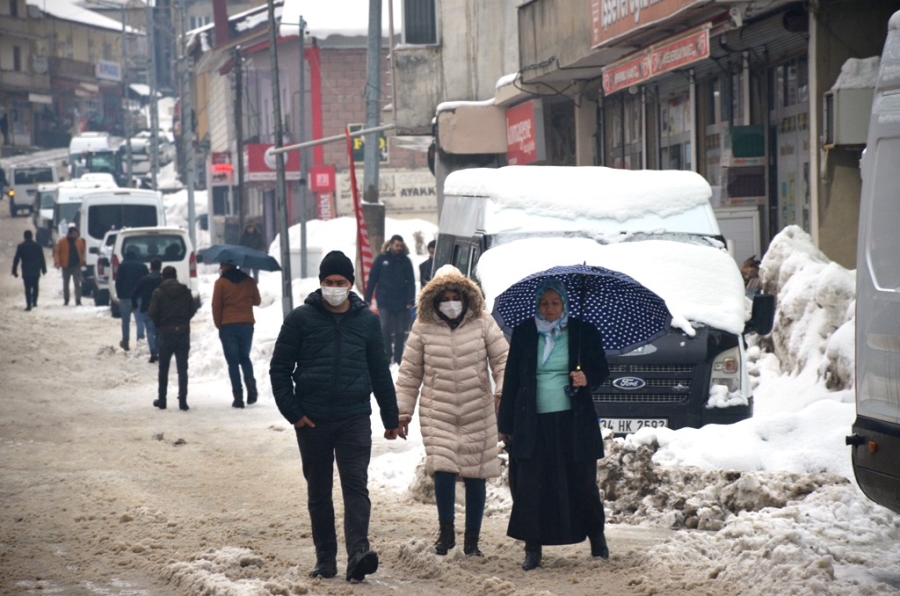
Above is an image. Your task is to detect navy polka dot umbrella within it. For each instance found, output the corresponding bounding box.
[492,264,672,356]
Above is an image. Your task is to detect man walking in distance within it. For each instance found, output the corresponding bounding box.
[270,250,402,583]
[54,224,85,306]
[212,262,261,408]
[419,239,435,289]
[364,234,416,365]
[132,258,163,363]
[148,266,196,411]
[115,248,149,352]
[12,230,47,311]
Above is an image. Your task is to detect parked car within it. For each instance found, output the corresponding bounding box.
[94,229,119,307]
[134,130,175,165]
[7,163,59,217]
[110,227,200,318]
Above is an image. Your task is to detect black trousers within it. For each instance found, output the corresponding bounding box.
[379,309,409,365]
[23,276,39,308]
[295,415,372,558]
[158,332,190,401]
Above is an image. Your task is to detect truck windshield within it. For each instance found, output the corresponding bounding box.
[87,204,158,240]
[14,167,55,184]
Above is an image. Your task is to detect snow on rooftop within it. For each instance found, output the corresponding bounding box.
[445,166,713,222]
[831,56,880,90]
[28,0,138,33]
[436,98,497,113]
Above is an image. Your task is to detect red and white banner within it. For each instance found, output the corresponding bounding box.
[602,26,710,95]
[244,143,301,181]
[344,129,372,291]
[591,0,705,48]
[506,100,546,165]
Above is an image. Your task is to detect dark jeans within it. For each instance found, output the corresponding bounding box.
[219,323,255,393]
[158,332,190,401]
[136,311,158,356]
[434,471,486,532]
[380,309,409,365]
[294,415,372,557]
[23,276,39,308]
[62,266,81,304]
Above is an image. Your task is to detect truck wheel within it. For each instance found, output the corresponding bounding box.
[94,289,110,307]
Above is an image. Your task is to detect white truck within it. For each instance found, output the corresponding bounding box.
[436,165,774,433]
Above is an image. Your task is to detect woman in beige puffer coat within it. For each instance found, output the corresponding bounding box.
[396,265,508,558]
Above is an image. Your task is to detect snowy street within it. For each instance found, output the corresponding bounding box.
[1,193,900,595]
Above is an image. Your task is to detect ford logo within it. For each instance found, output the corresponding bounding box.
[612,377,646,390]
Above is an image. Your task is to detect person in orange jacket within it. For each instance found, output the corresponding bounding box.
[53,224,86,306]
[212,262,262,408]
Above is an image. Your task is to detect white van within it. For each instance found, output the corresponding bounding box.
[32,183,58,246]
[50,178,120,246]
[68,132,111,175]
[110,227,200,317]
[74,188,166,298]
[438,165,774,433]
[6,163,60,216]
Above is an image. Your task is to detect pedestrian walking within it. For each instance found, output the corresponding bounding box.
[238,222,265,281]
[148,266,196,411]
[419,240,435,289]
[115,248,149,351]
[497,279,611,570]
[396,265,508,557]
[270,250,401,583]
[12,230,47,311]
[364,234,416,365]
[54,224,85,306]
[131,258,163,363]
[212,263,261,408]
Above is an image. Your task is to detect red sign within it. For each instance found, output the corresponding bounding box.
[309,165,336,192]
[244,144,301,181]
[316,192,336,220]
[506,100,546,166]
[591,0,708,48]
[602,27,710,95]
[209,151,232,186]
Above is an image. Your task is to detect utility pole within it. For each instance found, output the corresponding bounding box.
[121,4,133,185]
[147,0,159,190]
[362,0,385,254]
[267,0,293,316]
[298,16,308,278]
[178,0,196,249]
[234,46,245,231]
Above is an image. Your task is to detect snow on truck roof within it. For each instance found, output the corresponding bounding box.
[443,166,713,222]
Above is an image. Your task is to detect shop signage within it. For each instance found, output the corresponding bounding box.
[506,100,546,165]
[310,165,336,192]
[348,124,389,163]
[244,144,301,181]
[591,0,708,48]
[209,152,232,186]
[602,26,710,95]
[95,60,122,82]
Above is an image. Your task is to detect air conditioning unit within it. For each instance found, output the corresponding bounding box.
[824,88,874,147]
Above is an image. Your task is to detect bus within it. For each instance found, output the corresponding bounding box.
[847,9,900,515]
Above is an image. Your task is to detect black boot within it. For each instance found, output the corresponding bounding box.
[463,530,483,557]
[309,550,337,579]
[153,398,166,410]
[433,522,455,555]
[522,543,541,571]
[589,532,609,560]
[178,396,189,411]
[232,390,245,409]
[246,379,258,405]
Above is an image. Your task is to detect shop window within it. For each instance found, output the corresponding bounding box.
[11,0,18,18]
[404,0,437,45]
[189,15,211,30]
[13,46,21,72]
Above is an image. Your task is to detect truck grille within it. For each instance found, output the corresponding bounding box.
[596,364,696,404]
[609,364,694,373]
[593,394,687,403]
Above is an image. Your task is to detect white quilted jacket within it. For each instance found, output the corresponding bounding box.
[396,267,508,479]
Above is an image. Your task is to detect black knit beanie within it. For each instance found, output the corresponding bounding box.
[318,250,355,284]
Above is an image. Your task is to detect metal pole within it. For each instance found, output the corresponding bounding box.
[122,5,133,185]
[147,0,159,190]
[178,0,196,248]
[234,46,245,231]
[298,16,308,278]
[362,0,385,256]
[272,123,395,155]
[268,0,292,315]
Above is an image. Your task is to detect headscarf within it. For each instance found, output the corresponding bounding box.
[535,279,568,365]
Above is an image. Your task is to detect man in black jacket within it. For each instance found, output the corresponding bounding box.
[363,234,415,365]
[238,222,265,280]
[115,247,149,351]
[131,258,163,363]
[270,250,401,583]
[419,239,435,289]
[12,230,47,311]
[148,266,196,411]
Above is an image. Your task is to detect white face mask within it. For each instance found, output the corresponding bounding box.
[321,286,350,306]
[439,300,463,319]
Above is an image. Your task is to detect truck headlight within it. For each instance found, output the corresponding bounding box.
[711,346,740,392]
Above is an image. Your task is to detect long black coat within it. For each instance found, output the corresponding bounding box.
[12,239,47,277]
[269,291,399,430]
[497,318,610,461]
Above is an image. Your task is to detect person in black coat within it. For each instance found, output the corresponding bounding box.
[239,223,265,280]
[131,258,163,363]
[364,234,416,365]
[115,248,149,351]
[12,230,47,311]
[270,250,401,583]
[497,279,611,571]
[419,239,435,289]
[148,267,196,411]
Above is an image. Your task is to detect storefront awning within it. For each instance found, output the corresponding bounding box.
[28,93,53,105]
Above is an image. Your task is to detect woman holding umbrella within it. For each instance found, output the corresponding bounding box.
[497,278,611,570]
[396,265,508,558]
[212,262,261,408]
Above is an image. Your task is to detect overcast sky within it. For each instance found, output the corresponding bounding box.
[280,0,403,38]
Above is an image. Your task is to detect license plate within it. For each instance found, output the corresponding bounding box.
[599,418,668,434]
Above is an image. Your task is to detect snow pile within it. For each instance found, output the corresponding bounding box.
[831,56,880,90]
